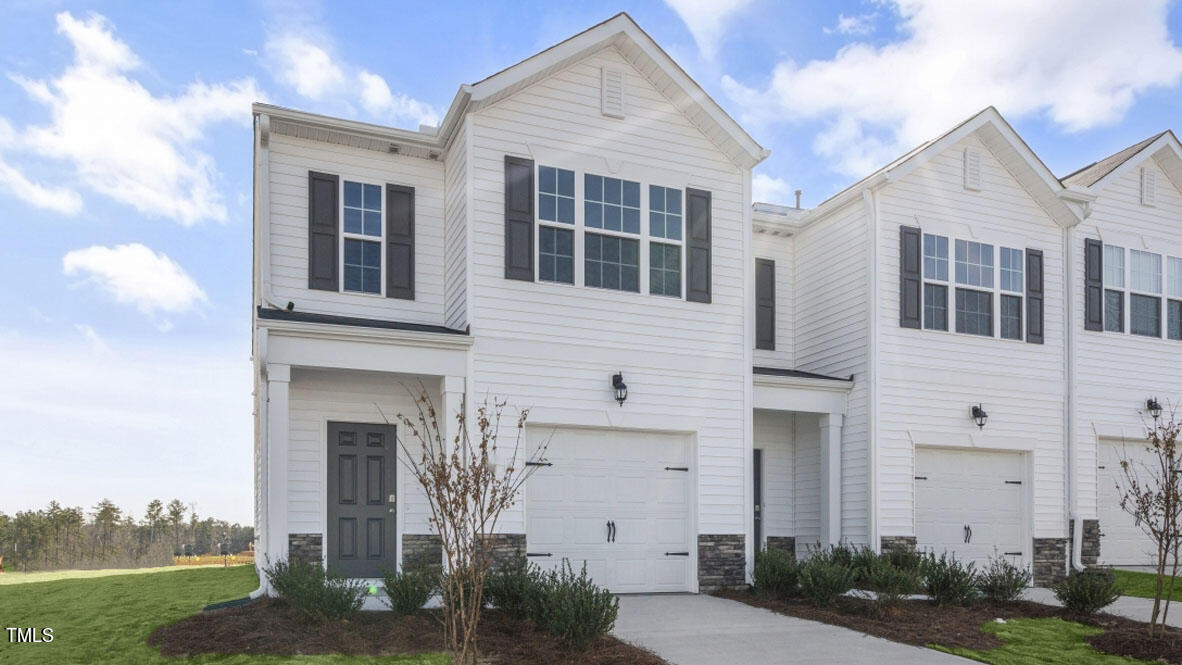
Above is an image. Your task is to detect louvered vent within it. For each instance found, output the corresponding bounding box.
[1142,167,1157,207]
[601,68,625,119]
[963,148,982,191]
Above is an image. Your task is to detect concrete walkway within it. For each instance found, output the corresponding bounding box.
[1024,587,1182,627]
[612,594,969,665]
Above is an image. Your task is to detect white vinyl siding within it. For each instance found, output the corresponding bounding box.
[444,122,469,329]
[752,230,795,368]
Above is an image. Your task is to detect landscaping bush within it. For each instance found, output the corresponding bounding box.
[1054,568,1121,615]
[923,553,979,605]
[849,546,881,588]
[485,553,543,620]
[263,558,366,621]
[862,556,920,610]
[798,559,854,607]
[532,560,619,651]
[884,547,926,577]
[380,567,436,615]
[753,547,799,599]
[979,556,1032,603]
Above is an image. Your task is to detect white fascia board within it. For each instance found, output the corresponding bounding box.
[753,375,851,415]
[252,102,445,151]
[1085,133,1182,196]
[261,320,472,377]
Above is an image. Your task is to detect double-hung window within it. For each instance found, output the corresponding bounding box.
[342,181,383,294]
[954,239,994,336]
[537,166,575,284]
[649,185,683,297]
[584,174,641,292]
[922,233,949,330]
[1169,256,1182,341]
[1103,245,1125,332]
[999,247,1024,340]
[1129,249,1162,337]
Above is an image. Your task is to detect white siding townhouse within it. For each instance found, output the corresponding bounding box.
[251,13,1182,594]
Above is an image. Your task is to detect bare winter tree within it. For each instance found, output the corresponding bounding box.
[1116,405,1182,637]
[384,387,549,665]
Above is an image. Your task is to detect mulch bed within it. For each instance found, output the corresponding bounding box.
[715,588,1182,663]
[148,598,666,665]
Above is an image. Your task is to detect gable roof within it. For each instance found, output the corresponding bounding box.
[1059,130,1182,195]
[798,107,1082,228]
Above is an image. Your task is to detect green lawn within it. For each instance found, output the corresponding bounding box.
[932,618,1148,665]
[0,565,447,665]
[1114,569,1182,602]
[0,564,227,586]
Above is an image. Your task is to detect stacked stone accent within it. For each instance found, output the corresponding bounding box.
[880,536,917,555]
[478,533,526,571]
[765,536,796,557]
[402,534,443,574]
[698,534,745,590]
[288,533,322,566]
[1033,538,1068,585]
[1082,520,1100,567]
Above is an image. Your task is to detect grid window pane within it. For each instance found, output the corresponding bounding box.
[1104,245,1125,288]
[955,288,992,336]
[1001,294,1022,340]
[1131,294,1161,337]
[343,238,381,294]
[343,181,382,239]
[1169,257,1182,298]
[923,234,948,281]
[538,226,574,284]
[585,174,640,233]
[955,239,994,288]
[650,242,681,297]
[538,166,575,224]
[584,233,639,292]
[1000,247,1024,293]
[1105,289,1124,333]
[924,283,948,331]
[1169,300,1182,341]
[649,185,683,241]
[1131,250,1162,294]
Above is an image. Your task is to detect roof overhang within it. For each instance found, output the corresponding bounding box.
[1079,130,1182,197]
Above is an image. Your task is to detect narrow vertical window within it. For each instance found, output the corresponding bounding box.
[955,239,994,336]
[649,185,683,297]
[585,173,640,293]
[1104,245,1125,333]
[999,247,1023,340]
[1169,257,1182,341]
[1130,250,1162,337]
[922,233,948,330]
[536,166,575,284]
[342,181,383,294]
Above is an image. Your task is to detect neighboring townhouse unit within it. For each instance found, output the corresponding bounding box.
[251,12,1179,596]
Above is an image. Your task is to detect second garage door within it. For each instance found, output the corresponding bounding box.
[524,427,693,593]
[915,447,1027,569]
[1098,440,1157,565]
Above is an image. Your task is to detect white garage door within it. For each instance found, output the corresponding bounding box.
[1098,441,1157,565]
[525,427,693,593]
[915,448,1026,569]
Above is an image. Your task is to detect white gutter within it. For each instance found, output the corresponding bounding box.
[1059,199,1089,572]
[254,114,286,312]
[863,188,881,552]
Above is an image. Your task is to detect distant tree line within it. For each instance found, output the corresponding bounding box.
[0,499,254,572]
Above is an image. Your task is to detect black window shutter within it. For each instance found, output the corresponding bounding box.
[755,258,775,350]
[899,225,922,329]
[385,184,415,300]
[504,156,534,281]
[308,171,339,291]
[1084,238,1103,331]
[686,187,712,303]
[1026,248,1044,344]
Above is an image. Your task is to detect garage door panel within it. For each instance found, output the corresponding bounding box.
[1099,442,1157,565]
[527,516,566,546]
[615,475,649,504]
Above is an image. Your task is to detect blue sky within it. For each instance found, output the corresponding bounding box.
[1,1,1180,524]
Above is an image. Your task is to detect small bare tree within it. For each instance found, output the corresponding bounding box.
[1116,406,1182,637]
[386,388,548,665]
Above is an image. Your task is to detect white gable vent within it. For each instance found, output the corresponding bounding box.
[601,67,625,119]
[1142,167,1157,207]
[963,148,982,191]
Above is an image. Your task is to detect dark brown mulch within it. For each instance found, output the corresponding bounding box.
[716,588,1182,663]
[147,598,666,665]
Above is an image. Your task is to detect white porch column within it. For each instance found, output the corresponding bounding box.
[819,413,843,548]
[439,375,466,451]
[265,363,291,566]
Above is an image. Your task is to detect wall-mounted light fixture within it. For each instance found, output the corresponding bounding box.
[971,404,988,430]
[612,372,628,406]
[1147,397,1163,421]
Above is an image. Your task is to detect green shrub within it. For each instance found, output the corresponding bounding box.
[485,553,543,620]
[884,548,926,577]
[849,546,881,588]
[862,556,920,610]
[1054,569,1121,615]
[533,560,619,651]
[753,548,799,599]
[923,553,979,605]
[381,567,436,615]
[798,559,854,607]
[263,558,366,621]
[979,556,1032,603]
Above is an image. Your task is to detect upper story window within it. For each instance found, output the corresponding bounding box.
[538,166,576,285]
[585,174,640,234]
[649,185,683,297]
[954,240,994,336]
[539,166,575,224]
[1129,249,1162,337]
[1103,245,1125,332]
[1169,257,1182,341]
[342,181,383,294]
[922,234,949,331]
[999,247,1024,340]
[1093,242,1181,341]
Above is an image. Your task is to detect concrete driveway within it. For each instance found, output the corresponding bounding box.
[612,594,970,665]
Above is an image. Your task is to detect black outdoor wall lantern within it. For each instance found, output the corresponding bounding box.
[612,372,628,406]
[971,404,988,430]
[1147,397,1163,421]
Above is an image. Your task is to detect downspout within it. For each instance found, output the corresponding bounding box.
[863,188,880,552]
[255,113,287,312]
[1062,203,1088,573]
[250,326,270,598]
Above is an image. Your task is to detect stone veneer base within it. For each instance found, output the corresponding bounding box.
[1034,537,1068,586]
[698,534,745,591]
[288,533,323,566]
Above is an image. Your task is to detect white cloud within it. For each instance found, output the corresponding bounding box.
[5,12,263,224]
[62,243,207,318]
[0,156,83,214]
[358,71,440,127]
[723,0,1182,176]
[74,323,110,354]
[664,0,754,60]
[752,173,792,204]
[824,12,877,36]
[264,32,344,100]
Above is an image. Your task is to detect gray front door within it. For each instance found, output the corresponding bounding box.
[327,422,397,577]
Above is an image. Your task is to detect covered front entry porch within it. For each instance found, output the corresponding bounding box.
[752,367,852,556]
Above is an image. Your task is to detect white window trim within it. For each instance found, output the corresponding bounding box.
[922,233,950,332]
[339,179,385,298]
[919,232,1028,341]
[648,184,686,299]
[536,166,577,286]
[1102,243,1173,339]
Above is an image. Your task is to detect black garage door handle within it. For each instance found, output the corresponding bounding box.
[526,552,551,557]
[665,551,689,556]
